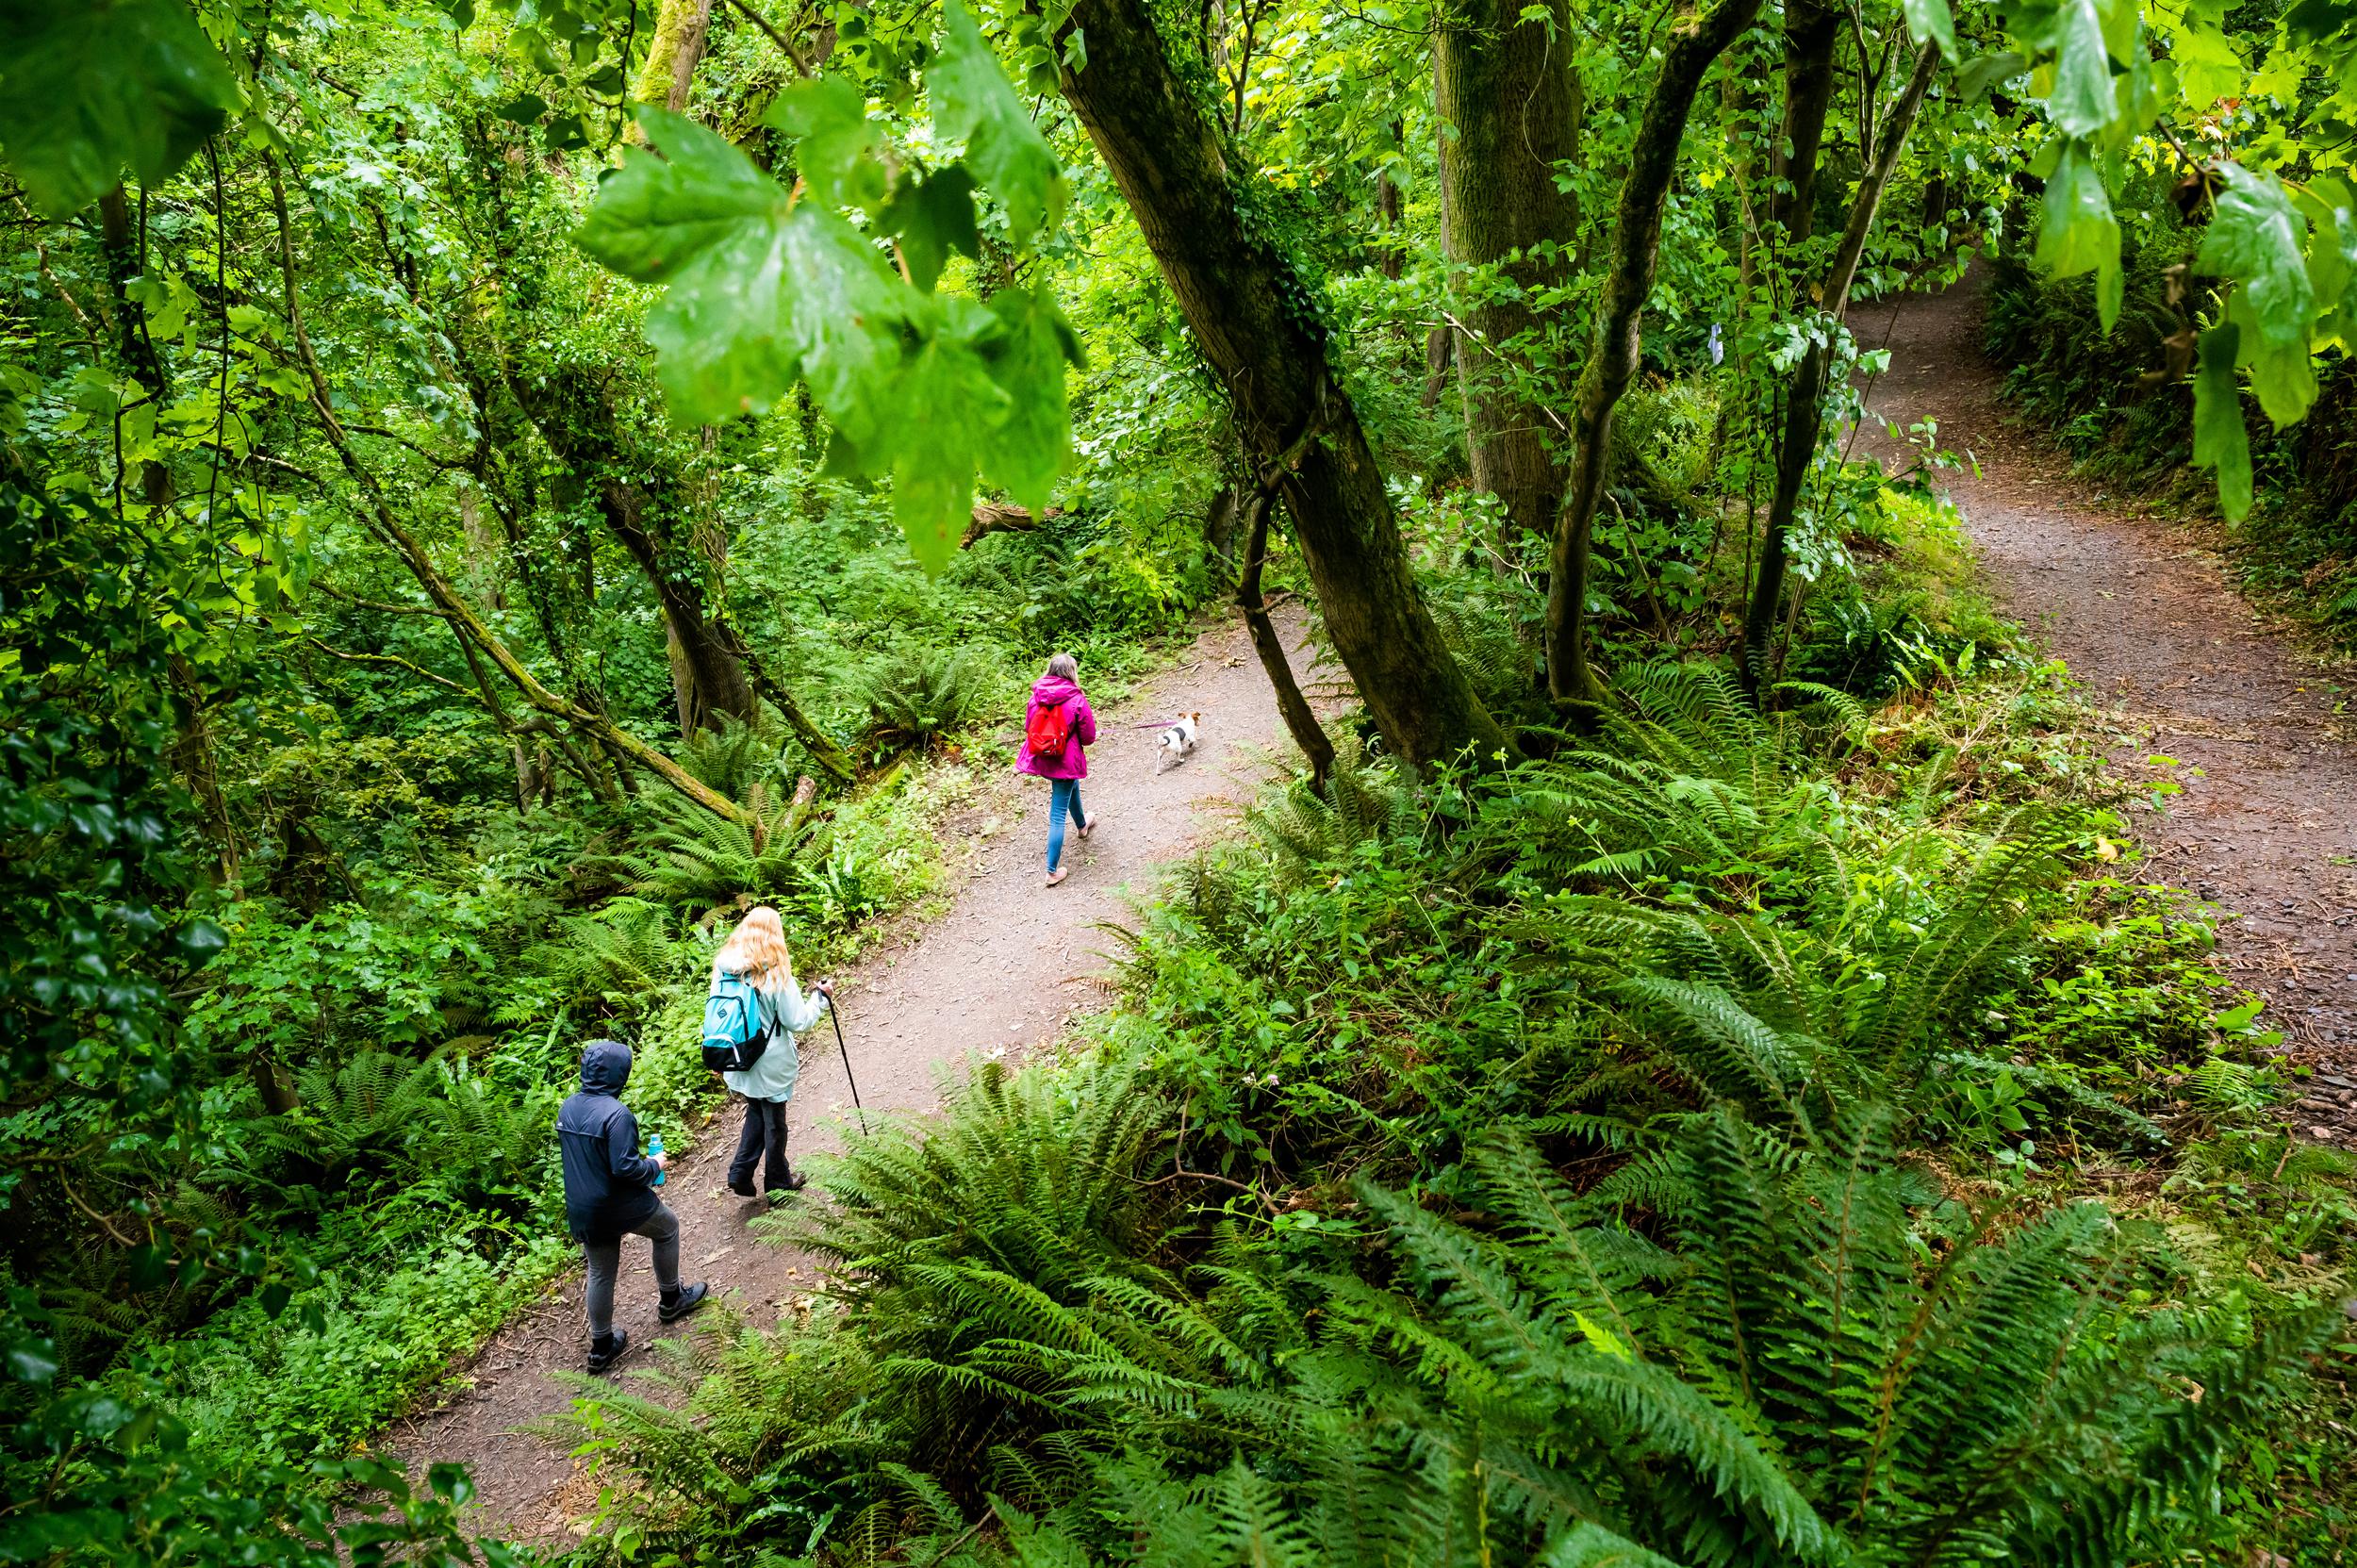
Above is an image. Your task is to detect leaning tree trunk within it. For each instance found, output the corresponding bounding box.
[1434,0,1582,546]
[1544,0,1760,705]
[1740,41,1942,693]
[1056,0,1507,768]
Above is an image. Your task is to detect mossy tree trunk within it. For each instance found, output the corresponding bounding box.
[1435,0,1581,546]
[1055,0,1508,769]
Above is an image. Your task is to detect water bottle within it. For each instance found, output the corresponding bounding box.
[648,1133,666,1186]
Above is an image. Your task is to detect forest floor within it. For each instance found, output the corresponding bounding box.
[385,610,1330,1542]
[1857,273,2357,1130]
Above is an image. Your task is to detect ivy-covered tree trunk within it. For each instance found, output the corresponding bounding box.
[1544,0,1760,704]
[1434,0,1581,545]
[509,371,759,734]
[1055,0,1506,768]
[1740,41,1942,693]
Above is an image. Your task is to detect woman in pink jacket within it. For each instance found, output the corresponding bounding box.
[1015,652,1097,887]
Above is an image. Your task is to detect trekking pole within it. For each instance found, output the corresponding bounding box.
[826,993,868,1133]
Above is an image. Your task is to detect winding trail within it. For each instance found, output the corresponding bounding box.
[386,612,1328,1542]
[1857,276,2357,1117]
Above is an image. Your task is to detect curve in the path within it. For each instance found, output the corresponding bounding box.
[1857,276,2357,1120]
[386,612,1327,1541]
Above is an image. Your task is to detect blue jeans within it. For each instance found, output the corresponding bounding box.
[1047,778,1087,871]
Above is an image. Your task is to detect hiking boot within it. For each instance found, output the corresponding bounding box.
[767,1169,808,1198]
[658,1281,710,1324]
[726,1175,759,1198]
[587,1329,629,1375]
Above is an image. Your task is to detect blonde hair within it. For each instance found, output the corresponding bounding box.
[1045,652,1079,681]
[713,906,795,997]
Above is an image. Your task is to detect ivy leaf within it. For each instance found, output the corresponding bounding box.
[879,165,981,293]
[766,76,884,213]
[0,0,240,216]
[2192,321,2252,520]
[2034,141,2122,330]
[2198,163,2315,351]
[1901,0,1957,58]
[930,0,1065,244]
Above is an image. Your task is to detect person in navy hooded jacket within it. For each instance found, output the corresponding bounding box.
[557,1039,709,1372]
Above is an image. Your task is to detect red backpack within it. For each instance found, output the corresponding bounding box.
[1026,696,1074,757]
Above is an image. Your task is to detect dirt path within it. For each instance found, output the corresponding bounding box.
[1856,276,2357,1122]
[386,612,1327,1541]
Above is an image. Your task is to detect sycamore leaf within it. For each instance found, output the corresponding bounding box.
[880,165,981,293]
[2227,293,2317,425]
[1902,0,1957,57]
[1955,51,2029,101]
[2192,322,2252,520]
[976,284,1083,509]
[765,76,885,213]
[0,0,240,216]
[2171,25,2244,107]
[2040,0,2120,137]
[931,0,1065,243]
[577,106,788,285]
[2198,163,2315,349]
[577,108,1074,575]
[2034,141,2122,330]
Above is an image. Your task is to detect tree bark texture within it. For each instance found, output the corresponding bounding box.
[1237,492,1335,786]
[1774,0,1842,242]
[1056,0,1506,768]
[1741,41,1941,692]
[1435,0,1580,543]
[1544,0,1760,704]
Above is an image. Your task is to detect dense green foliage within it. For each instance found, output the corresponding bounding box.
[5,0,2356,1562]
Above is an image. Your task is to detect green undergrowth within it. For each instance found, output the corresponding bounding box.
[122,595,1200,1477]
[540,651,2355,1567]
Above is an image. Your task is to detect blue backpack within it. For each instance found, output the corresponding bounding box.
[701,974,771,1073]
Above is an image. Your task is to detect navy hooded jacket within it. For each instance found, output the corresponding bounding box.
[556,1040,664,1243]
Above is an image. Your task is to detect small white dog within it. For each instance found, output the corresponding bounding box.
[1155,712,1203,773]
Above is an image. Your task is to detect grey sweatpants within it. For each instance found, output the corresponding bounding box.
[582,1200,680,1340]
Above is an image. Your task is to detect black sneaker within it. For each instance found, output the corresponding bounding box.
[658,1281,710,1324]
[587,1328,629,1374]
[726,1176,758,1198]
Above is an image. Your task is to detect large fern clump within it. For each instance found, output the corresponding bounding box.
[618,782,822,915]
[873,1119,2330,1568]
[862,646,989,757]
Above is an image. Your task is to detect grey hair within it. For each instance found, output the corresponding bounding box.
[1045,652,1079,681]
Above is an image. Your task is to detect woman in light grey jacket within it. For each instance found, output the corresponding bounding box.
[710,907,831,1197]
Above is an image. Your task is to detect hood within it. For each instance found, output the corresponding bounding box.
[579,1038,633,1096]
[1031,674,1081,706]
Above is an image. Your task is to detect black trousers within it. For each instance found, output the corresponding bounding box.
[728,1096,792,1193]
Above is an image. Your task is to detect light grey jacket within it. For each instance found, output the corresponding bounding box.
[720,976,829,1103]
